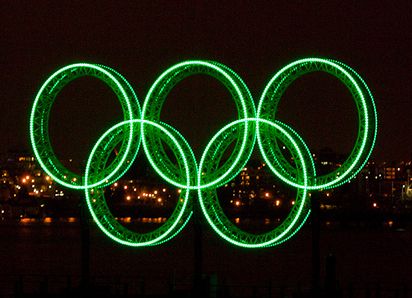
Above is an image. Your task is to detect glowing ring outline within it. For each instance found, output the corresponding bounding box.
[29,63,141,190]
[84,119,193,246]
[257,58,377,190]
[141,60,256,190]
[198,118,314,248]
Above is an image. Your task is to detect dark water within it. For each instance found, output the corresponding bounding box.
[1,221,412,297]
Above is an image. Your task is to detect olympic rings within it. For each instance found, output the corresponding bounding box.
[29,58,377,248]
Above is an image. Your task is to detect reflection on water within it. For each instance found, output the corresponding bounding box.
[16,216,284,227]
[17,217,78,224]
[0,222,412,297]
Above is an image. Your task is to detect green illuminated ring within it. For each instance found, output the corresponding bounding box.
[29,58,377,248]
[141,60,256,190]
[84,119,193,246]
[198,118,315,248]
[29,63,142,190]
[258,58,377,190]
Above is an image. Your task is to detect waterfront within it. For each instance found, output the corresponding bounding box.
[1,220,412,297]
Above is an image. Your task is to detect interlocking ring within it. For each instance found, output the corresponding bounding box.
[29,58,377,248]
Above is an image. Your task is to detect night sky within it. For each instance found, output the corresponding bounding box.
[1,1,411,165]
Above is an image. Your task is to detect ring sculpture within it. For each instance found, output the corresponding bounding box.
[29,58,377,248]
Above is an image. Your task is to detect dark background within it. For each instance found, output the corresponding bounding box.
[1,1,411,164]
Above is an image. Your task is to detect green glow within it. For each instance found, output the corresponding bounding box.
[257,58,377,190]
[29,58,377,248]
[85,119,192,246]
[29,63,141,190]
[198,118,313,247]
